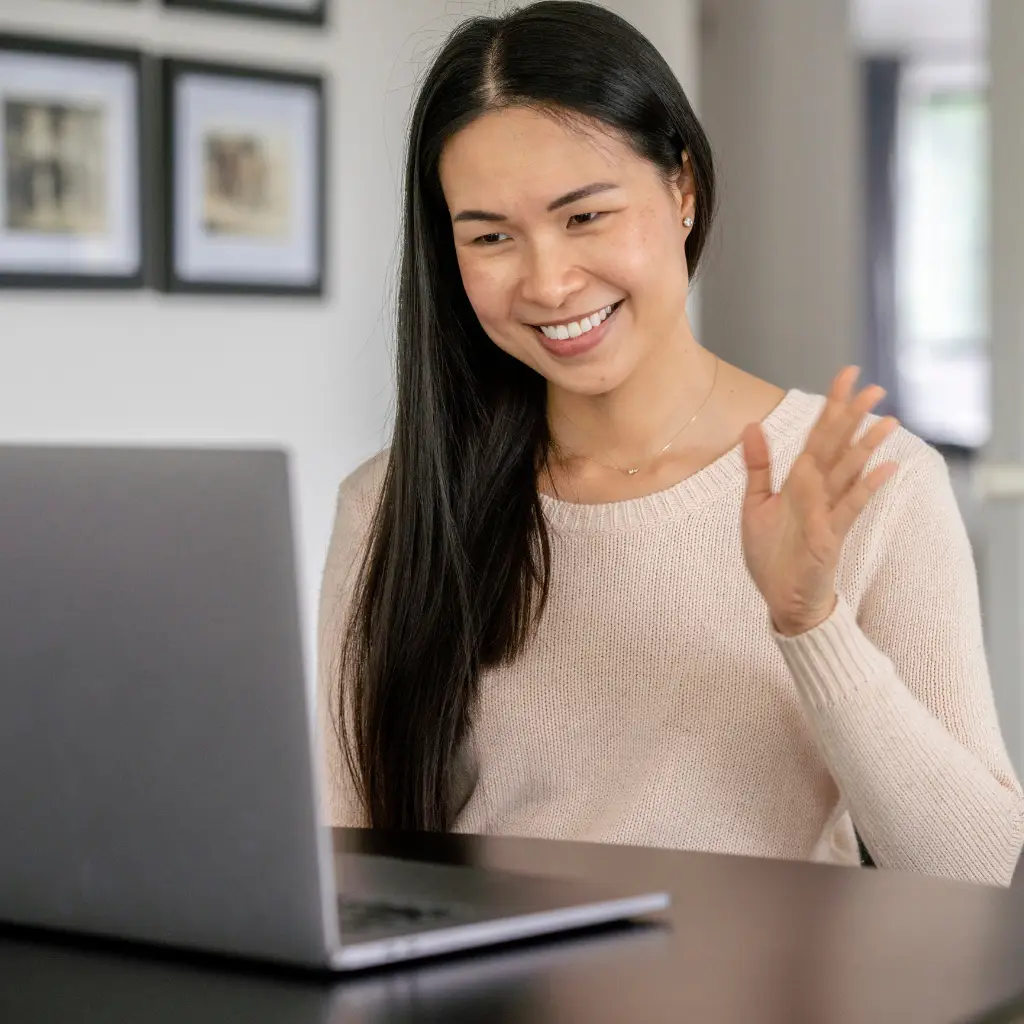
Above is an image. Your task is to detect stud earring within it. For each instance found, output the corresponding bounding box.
[683,216,694,228]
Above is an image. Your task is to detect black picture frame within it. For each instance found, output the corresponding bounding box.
[163,0,326,27]
[0,33,145,289]
[159,57,326,297]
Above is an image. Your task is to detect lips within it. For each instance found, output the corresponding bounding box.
[532,301,623,359]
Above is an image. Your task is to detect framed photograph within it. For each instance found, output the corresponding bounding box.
[162,0,326,27]
[161,58,325,296]
[0,35,143,288]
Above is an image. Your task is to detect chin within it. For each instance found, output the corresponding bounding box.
[542,359,633,397]
[489,331,636,397]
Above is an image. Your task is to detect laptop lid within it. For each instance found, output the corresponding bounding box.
[0,446,340,967]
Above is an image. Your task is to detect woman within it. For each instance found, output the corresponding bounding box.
[318,1,1024,885]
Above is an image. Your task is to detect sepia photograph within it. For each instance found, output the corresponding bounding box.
[4,98,108,236]
[0,35,142,288]
[202,129,290,238]
[163,57,324,295]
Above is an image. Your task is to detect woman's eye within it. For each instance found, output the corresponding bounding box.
[568,212,603,227]
[474,232,511,245]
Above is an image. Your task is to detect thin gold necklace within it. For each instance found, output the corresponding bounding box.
[552,354,720,476]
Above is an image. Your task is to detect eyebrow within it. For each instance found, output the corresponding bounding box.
[451,181,620,224]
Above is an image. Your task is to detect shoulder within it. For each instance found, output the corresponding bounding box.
[321,449,390,595]
[335,448,390,528]
[861,421,960,551]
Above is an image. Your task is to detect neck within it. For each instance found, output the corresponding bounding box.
[547,317,718,469]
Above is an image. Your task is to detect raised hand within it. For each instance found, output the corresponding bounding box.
[741,367,900,636]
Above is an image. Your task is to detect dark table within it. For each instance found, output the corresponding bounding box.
[2,827,1024,1024]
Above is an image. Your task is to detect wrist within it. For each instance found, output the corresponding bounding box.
[770,594,838,637]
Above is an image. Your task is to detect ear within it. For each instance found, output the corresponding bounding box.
[669,150,697,225]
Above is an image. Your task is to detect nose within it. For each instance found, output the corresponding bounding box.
[518,237,586,311]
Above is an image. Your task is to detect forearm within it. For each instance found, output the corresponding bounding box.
[774,598,1024,885]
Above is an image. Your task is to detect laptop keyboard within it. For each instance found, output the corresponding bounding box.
[338,895,456,935]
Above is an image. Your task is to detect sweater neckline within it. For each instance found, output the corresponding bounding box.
[538,389,821,532]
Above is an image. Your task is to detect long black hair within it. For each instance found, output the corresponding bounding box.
[339,1,716,831]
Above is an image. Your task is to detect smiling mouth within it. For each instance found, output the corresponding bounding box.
[530,301,623,341]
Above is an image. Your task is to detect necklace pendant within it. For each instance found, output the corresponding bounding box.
[627,467,639,475]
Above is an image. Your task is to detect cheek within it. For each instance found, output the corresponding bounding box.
[626,205,688,281]
[593,210,686,299]
[456,254,512,326]
[455,253,538,364]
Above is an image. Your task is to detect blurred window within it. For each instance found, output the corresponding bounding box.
[895,62,989,448]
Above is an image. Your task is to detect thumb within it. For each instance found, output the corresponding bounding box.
[742,423,773,506]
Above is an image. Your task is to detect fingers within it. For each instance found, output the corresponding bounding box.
[805,368,887,471]
[825,415,900,501]
[830,461,899,536]
[830,365,860,404]
[790,366,901,541]
[803,367,859,464]
[742,423,773,505]
[833,384,888,456]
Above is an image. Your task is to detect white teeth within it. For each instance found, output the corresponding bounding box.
[537,304,615,341]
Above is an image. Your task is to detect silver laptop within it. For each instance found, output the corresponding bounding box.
[0,445,668,971]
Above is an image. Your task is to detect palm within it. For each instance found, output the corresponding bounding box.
[741,369,899,636]
[742,456,843,624]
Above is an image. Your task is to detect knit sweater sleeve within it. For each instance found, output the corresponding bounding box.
[315,454,387,828]
[772,444,1024,885]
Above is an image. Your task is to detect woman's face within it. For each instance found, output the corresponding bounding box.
[439,106,695,397]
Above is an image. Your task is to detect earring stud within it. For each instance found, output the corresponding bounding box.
[683,216,694,228]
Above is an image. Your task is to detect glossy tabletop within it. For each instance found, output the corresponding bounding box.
[2,827,1024,1024]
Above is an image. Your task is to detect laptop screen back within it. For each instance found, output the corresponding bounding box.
[0,446,337,966]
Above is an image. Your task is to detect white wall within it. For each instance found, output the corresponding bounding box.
[0,0,700,665]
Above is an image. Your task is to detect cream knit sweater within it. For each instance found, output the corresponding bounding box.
[318,390,1024,886]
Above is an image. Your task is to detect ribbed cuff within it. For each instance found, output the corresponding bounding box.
[772,597,1024,885]
[771,596,896,711]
